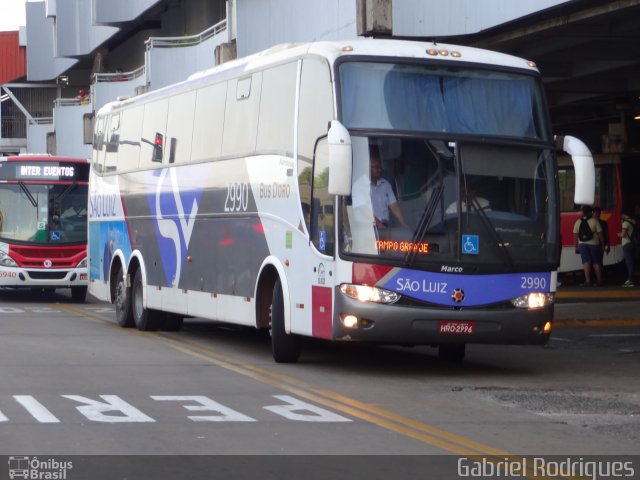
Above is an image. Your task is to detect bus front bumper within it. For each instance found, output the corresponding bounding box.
[332,289,553,346]
[0,266,89,289]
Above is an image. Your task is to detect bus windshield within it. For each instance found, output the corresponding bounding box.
[0,183,88,244]
[341,136,558,270]
[339,61,551,142]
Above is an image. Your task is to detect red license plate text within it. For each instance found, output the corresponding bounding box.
[438,320,475,335]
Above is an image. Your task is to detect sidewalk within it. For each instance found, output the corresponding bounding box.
[556,268,640,302]
[556,284,640,302]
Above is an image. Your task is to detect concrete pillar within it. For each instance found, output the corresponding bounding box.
[357,0,392,36]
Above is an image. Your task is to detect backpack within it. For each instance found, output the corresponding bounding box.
[578,218,593,241]
[629,219,640,246]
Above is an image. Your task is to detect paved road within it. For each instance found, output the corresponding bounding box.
[0,288,638,479]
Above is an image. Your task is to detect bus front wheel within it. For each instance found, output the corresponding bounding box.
[270,278,300,363]
[115,268,134,328]
[132,269,162,331]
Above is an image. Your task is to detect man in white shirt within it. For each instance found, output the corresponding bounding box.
[365,153,408,229]
[445,182,490,215]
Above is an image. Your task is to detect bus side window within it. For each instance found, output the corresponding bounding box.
[92,116,105,174]
[222,73,262,158]
[104,113,120,173]
[298,57,334,235]
[256,62,297,155]
[118,105,144,171]
[192,82,227,163]
[311,138,334,256]
[166,90,196,164]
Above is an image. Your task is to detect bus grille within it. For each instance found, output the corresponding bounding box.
[10,245,86,269]
[27,271,68,280]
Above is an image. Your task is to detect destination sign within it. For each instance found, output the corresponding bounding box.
[0,161,89,182]
[375,240,437,254]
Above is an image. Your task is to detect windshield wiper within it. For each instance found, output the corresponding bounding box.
[18,182,38,208]
[405,185,442,266]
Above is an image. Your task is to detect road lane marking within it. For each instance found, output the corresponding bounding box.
[54,303,509,455]
[53,302,587,477]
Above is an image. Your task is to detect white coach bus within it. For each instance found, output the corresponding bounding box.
[88,39,593,362]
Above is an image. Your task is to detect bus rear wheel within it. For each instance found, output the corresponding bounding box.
[270,278,300,363]
[438,344,466,362]
[115,268,134,328]
[132,269,162,331]
[71,286,87,303]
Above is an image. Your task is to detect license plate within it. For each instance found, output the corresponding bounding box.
[438,320,475,335]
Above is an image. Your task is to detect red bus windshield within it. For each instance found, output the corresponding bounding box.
[0,158,89,246]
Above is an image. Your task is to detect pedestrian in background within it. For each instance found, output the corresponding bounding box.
[593,206,610,255]
[618,209,636,287]
[573,205,604,286]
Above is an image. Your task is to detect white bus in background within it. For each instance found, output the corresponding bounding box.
[88,39,593,363]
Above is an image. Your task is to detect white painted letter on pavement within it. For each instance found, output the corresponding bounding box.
[62,395,155,423]
[263,395,351,422]
[14,395,61,423]
[150,396,256,422]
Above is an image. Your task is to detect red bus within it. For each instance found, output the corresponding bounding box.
[0,155,90,301]
[559,153,638,272]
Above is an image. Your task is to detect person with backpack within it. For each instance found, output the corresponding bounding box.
[592,206,610,254]
[618,209,636,287]
[573,205,604,286]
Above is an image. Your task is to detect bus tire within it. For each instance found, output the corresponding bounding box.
[438,344,466,362]
[270,278,300,363]
[70,286,87,303]
[162,313,184,332]
[115,268,134,328]
[132,269,162,331]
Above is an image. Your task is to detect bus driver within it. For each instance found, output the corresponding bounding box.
[352,150,408,230]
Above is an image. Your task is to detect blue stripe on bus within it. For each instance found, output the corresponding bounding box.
[382,269,551,307]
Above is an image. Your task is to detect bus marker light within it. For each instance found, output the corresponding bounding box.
[527,60,537,68]
[342,46,354,52]
[543,322,552,334]
[426,49,438,56]
[340,314,358,329]
[451,51,462,58]
[439,50,449,56]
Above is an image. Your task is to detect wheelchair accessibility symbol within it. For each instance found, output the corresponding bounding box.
[461,235,479,255]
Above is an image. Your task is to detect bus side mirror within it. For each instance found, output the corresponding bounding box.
[327,120,352,196]
[556,135,594,205]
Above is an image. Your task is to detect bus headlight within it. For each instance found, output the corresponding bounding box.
[511,292,554,309]
[76,257,88,268]
[340,284,399,304]
[0,251,17,267]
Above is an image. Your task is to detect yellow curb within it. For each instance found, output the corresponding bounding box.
[556,289,640,299]
[554,318,640,328]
